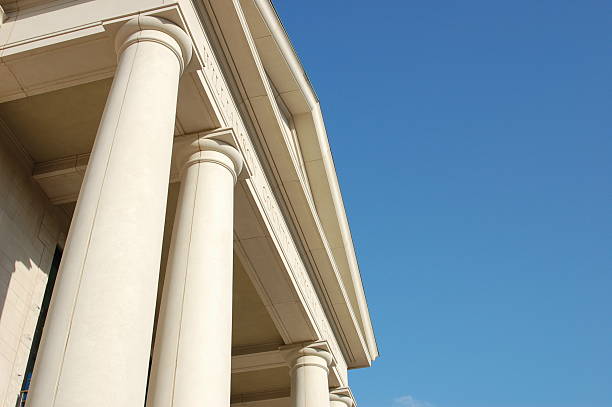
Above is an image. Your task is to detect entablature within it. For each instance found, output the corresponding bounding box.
[203,0,378,367]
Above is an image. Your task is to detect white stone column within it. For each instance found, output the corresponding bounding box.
[27,16,192,407]
[283,343,334,407]
[330,389,355,407]
[146,136,243,407]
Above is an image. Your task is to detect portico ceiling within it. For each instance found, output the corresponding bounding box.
[0,79,110,163]
[0,73,219,164]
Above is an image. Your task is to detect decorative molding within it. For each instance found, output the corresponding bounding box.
[172,128,252,181]
[230,389,290,404]
[279,340,335,375]
[0,116,33,171]
[114,15,193,75]
[32,153,88,179]
[231,342,282,356]
[31,153,87,204]
[231,349,285,374]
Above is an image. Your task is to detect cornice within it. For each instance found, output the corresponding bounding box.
[248,0,379,362]
[205,0,376,368]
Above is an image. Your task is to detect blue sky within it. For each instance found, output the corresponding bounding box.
[274,2,611,407]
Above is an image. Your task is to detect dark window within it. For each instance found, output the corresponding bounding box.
[18,246,62,406]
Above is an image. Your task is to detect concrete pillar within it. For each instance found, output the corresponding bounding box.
[27,16,192,407]
[147,136,243,407]
[283,343,334,407]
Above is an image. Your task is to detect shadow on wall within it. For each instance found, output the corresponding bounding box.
[0,255,48,407]
[0,134,68,407]
[6,252,61,407]
[0,216,66,407]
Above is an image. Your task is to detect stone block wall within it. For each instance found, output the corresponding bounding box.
[0,134,69,407]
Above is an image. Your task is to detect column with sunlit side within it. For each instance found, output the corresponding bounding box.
[282,342,335,407]
[27,15,192,407]
[147,133,244,407]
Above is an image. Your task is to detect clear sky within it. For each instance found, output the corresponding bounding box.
[274,2,611,407]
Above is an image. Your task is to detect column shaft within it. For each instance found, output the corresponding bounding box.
[147,140,242,407]
[28,17,191,407]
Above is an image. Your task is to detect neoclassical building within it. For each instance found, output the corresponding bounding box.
[0,1,378,406]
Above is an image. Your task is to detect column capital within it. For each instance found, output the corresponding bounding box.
[174,130,245,183]
[330,388,356,407]
[115,15,193,73]
[280,341,335,374]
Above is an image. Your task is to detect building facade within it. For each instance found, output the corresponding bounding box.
[0,1,378,406]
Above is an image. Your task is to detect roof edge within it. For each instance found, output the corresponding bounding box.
[252,0,378,360]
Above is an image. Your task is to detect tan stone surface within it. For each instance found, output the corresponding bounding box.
[0,128,67,407]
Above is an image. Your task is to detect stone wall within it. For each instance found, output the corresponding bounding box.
[0,134,68,407]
